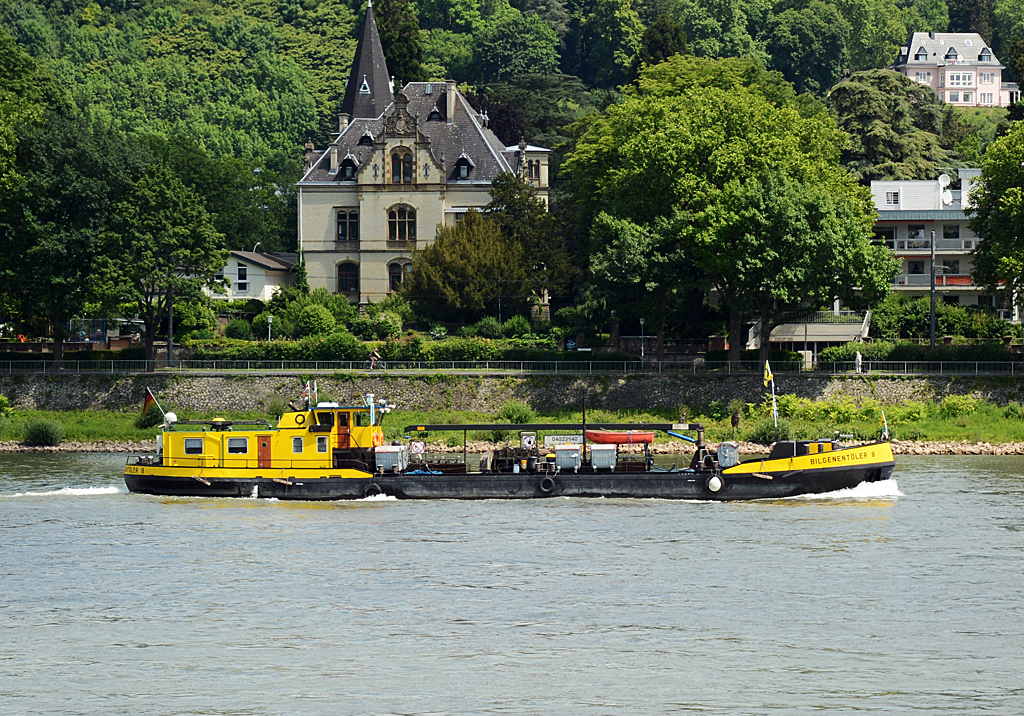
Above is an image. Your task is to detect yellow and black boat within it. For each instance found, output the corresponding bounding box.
[124,398,895,501]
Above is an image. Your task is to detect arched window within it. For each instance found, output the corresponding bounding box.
[338,263,359,294]
[528,160,541,179]
[388,206,416,242]
[391,151,413,183]
[388,263,409,293]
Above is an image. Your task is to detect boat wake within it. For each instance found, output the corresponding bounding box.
[784,478,903,501]
[359,493,398,501]
[8,485,123,498]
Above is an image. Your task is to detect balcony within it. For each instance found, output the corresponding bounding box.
[893,274,975,287]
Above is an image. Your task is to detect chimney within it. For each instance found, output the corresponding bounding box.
[303,141,314,171]
[929,31,935,39]
[330,145,339,172]
[338,113,349,131]
[446,79,456,124]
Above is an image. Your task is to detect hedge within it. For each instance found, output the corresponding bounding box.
[819,341,1019,362]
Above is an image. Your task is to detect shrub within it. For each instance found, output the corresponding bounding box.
[492,400,535,441]
[430,324,449,340]
[374,311,402,340]
[746,418,791,444]
[1004,402,1024,420]
[502,315,531,338]
[23,419,64,447]
[474,316,502,339]
[455,324,478,337]
[225,318,251,340]
[0,394,11,417]
[320,331,368,360]
[349,317,376,340]
[135,407,164,429]
[296,305,336,337]
[939,395,979,418]
[366,293,414,324]
[251,312,282,340]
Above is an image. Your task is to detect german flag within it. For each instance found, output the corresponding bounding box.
[142,388,159,417]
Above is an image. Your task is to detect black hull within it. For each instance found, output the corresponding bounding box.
[124,463,894,502]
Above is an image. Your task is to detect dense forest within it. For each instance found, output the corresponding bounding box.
[1,0,1024,353]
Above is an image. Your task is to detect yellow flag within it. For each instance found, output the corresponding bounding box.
[763,361,773,387]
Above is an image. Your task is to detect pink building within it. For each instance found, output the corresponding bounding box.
[892,32,1020,108]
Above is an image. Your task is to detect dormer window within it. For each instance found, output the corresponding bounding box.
[428,103,443,121]
[359,75,370,94]
[340,158,357,180]
[945,48,959,61]
[392,151,413,183]
[979,48,992,62]
[453,152,475,180]
[914,46,928,61]
[358,131,373,146]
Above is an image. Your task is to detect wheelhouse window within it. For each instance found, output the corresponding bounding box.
[388,206,416,241]
[227,437,248,454]
[356,412,372,427]
[337,210,359,242]
[316,412,334,427]
[338,264,359,294]
[317,436,328,453]
[292,437,303,453]
[184,438,203,455]
[392,151,413,183]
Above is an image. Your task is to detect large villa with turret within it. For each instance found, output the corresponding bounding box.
[295,1,551,305]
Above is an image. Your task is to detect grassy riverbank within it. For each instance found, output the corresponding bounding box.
[3,395,1024,446]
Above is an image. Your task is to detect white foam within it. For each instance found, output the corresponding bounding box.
[785,478,903,501]
[359,493,397,501]
[8,485,123,498]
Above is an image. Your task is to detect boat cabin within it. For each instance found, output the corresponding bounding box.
[767,440,842,460]
[159,402,386,471]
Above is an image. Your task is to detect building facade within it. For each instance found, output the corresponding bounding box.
[892,32,1020,107]
[870,169,1015,320]
[296,1,550,305]
[208,251,297,303]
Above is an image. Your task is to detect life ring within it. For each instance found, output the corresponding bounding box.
[539,476,556,494]
[364,483,382,498]
[372,432,383,447]
[295,414,306,425]
[705,474,725,493]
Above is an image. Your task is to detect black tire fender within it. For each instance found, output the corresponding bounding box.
[538,476,556,494]
[705,473,725,494]
[363,483,382,498]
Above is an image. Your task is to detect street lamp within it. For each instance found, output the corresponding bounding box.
[267,315,273,341]
[252,242,261,253]
[639,317,645,365]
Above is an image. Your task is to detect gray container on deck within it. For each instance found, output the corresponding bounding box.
[375,445,409,472]
[554,444,581,472]
[590,444,617,470]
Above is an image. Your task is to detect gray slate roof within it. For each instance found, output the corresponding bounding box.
[230,251,297,271]
[338,2,393,119]
[895,32,1003,67]
[301,82,518,184]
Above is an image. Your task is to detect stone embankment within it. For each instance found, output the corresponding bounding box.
[0,440,157,453]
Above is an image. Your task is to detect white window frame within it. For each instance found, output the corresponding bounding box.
[980,72,994,85]
[885,191,899,206]
[947,73,973,87]
[948,91,960,103]
[317,436,328,453]
[915,72,931,84]
[962,92,973,103]
[237,264,248,292]
[980,92,994,104]
[184,438,204,454]
[293,436,303,453]
[227,437,248,454]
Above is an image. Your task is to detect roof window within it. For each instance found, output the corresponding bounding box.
[359,75,370,94]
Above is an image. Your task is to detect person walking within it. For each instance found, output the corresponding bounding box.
[370,347,381,370]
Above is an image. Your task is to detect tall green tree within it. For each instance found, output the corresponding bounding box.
[486,172,574,297]
[826,69,960,182]
[403,210,528,323]
[767,0,851,96]
[376,0,428,82]
[563,74,897,362]
[948,0,994,41]
[473,12,560,82]
[104,165,228,367]
[561,0,644,87]
[0,110,146,365]
[969,122,1024,311]
[628,14,687,79]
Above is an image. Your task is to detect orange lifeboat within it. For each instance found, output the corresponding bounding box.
[585,430,655,444]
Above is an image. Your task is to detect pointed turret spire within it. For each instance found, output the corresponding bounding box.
[340,1,393,119]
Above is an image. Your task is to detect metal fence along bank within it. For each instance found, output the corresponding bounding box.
[5,359,1024,376]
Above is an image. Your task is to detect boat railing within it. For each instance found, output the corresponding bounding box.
[126,455,346,470]
[12,359,1024,376]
